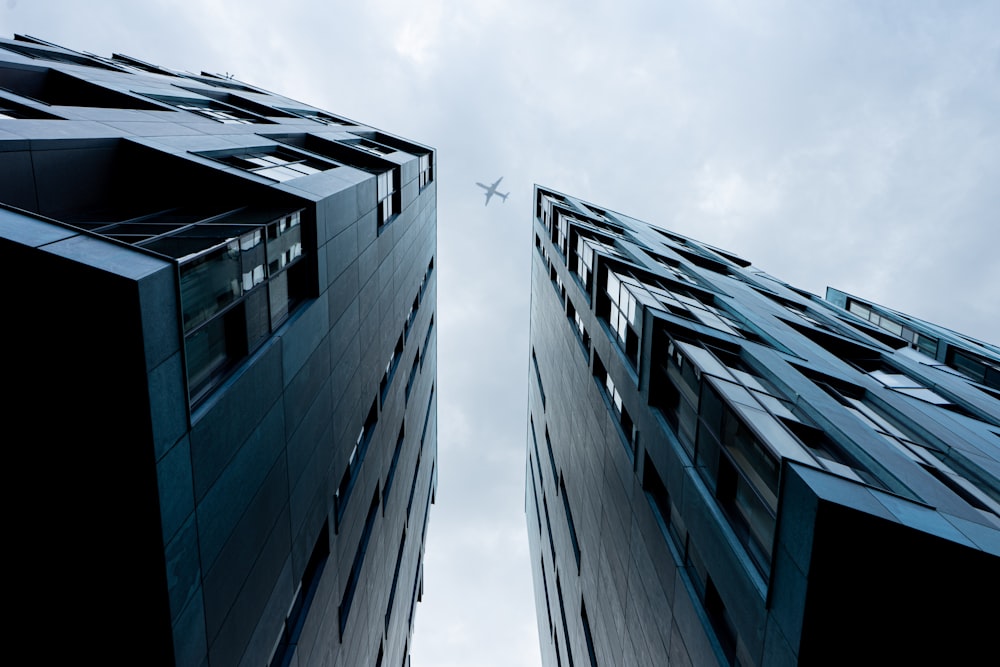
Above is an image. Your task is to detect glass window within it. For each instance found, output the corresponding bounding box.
[218,148,331,182]
[692,382,782,576]
[339,490,380,636]
[179,238,241,331]
[848,300,871,318]
[869,368,953,406]
[185,306,242,399]
[643,455,672,536]
[676,342,733,381]
[267,213,303,274]
[239,229,265,292]
[545,429,558,482]
[915,333,939,358]
[719,406,780,509]
[575,235,593,285]
[405,353,420,400]
[560,476,581,571]
[895,387,951,405]
[555,212,569,257]
[532,350,546,409]
[280,108,351,125]
[530,420,544,489]
[875,315,904,336]
[377,169,400,227]
[870,370,918,388]
[947,348,999,388]
[418,153,433,188]
[381,335,405,400]
[177,101,255,124]
[605,270,640,366]
[139,206,306,405]
[268,270,290,326]
[569,303,590,356]
[653,346,699,457]
[350,138,394,156]
[595,354,637,458]
[581,601,599,667]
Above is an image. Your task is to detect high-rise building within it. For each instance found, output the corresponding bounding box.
[1,35,436,667]
[526,185,998,666]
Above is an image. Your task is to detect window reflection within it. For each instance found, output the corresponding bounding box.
[825,383,1000,518]
[418,153,433,189]
[868,368,952,406]
[178,238,241,331]
[594,353,637,459]
[167,210,306,403]
[176,101,256,124]
[213,148,333,182]
[566,300,590,358]
[649,335,875,577]
[604,270,640,367]
[377,168,400,228]
[847,297,940,357]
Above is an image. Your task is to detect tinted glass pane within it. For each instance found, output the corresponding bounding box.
[180,240,241,331]
[721,408,779,509]
[186,315,231,397]
[896,387,951,405]
[269,270,290,327]
[267,217,302,275]
[257,165,301,182]
[916,334,939,358]
[733,474,775,566]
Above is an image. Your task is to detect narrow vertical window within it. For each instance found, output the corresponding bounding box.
[339,488,380,637]
[385,526,407,632]
[422,314,435,369]
[560,475,581,573]
[594,354,637,460]
[531,420,544,489]
[335,398,378,529]
[567,300,590,357]
[543,494,556,561]
[377,168,400,229]
[541,557,554,632]
[581,599,599,667]
[381,335,404,401]
[418,152,433,189]
[268,521,329,667]
[556,574,575,667]
[545,428,558,484]
[529,459,543,535]
[384,422,405,506]
[603,270,639,366]
[405,352,420,401]
[532,349,547,409]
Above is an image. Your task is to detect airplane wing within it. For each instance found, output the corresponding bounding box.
[476,177,504,205]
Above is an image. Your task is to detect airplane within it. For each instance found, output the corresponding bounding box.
[476,176,509,206]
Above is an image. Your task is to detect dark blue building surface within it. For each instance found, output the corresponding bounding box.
[526,185,998,666]
[1,35,436,667]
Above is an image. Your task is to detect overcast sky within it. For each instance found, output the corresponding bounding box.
[5,1,999,665]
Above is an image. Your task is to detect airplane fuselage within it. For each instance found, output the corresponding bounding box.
[476,176,509,206]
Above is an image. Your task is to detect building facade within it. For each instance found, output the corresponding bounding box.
[526,185,999,666]
[1,35,436,667]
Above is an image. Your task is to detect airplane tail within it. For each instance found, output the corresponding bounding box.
[498,192,509,202]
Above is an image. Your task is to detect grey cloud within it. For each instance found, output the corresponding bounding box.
[6,1,999,665]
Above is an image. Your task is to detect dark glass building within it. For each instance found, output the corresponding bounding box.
[526,185,998,666]
[1,35,436,667]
